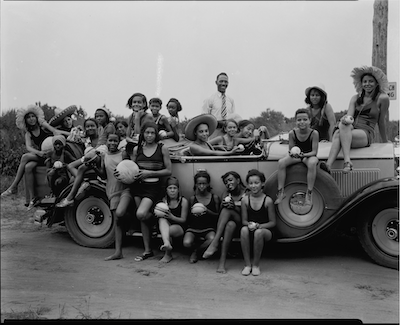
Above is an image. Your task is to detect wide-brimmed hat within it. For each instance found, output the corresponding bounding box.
[351,66,389,94]
[305,83,327,98]
[16,105,45,131]
[49,105,77,127]
[184,114,218,141]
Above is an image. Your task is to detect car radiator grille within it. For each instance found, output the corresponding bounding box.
[331,169,380,198]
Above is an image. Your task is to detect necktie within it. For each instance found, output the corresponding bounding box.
[221,93,227,119]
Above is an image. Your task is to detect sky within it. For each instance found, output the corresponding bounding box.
[1,0,399,122]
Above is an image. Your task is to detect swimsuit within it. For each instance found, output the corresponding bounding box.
[293,130,313,154]
[247,194,269,224]
[310,108,330,141]
[186,195,218,235]
[353,95,381,146]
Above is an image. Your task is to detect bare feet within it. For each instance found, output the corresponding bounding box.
[216,266,227,274]
[189,251,198,263]
[104,253,123,261]
[159,255,173,263]
[160,243,173,252]
[202,245,218,259]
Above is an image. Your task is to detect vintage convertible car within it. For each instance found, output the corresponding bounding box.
[30,137,399,269]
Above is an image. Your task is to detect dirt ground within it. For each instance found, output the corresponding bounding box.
[1,197,399,322]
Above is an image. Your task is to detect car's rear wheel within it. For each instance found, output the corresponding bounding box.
[357,201,399,270]
[64,188,115,248]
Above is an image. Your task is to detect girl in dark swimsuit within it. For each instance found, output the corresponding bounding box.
[156,177,189,263]
[183,171,221,263]
[240,169,276,276]
[203,171,247,274]
[1,105,63,210]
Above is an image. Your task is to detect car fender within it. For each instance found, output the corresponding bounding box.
[278,176,399,243]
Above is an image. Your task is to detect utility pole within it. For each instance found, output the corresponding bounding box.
[372,0,389,142]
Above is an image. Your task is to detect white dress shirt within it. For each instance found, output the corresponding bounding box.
[202,92,235,120]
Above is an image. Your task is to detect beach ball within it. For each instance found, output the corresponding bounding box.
[191,203,207,215]
[154,202,170,217]
[41,137,54,153]
[115,160,139,184]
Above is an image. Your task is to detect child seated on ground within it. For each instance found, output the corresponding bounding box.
[183,170,220,263]
[274,108,319,206]
[156,177,189,263]
[240,169,276,276]
[45,135,75,196]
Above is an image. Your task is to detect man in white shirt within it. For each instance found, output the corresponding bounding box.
[202,73,237,127]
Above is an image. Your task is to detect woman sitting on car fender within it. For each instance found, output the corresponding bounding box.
[321,66,390,175]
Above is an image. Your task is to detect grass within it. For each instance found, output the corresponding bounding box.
[1,175,27,196]
[1,298,120,320]
[1,306,51,321]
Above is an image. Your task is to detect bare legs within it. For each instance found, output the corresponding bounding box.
[158,219,184,263]
[275,156,318,205]
[183,231,215,263]
[240,226,272,276]
[203,208,240,259]
[3,153,40,194]
[105,194,132,261]
[326,126,368,170]
[135,197,154,255]
[217,220,236,273]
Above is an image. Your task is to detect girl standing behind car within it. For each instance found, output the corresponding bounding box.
[305,84,336,142]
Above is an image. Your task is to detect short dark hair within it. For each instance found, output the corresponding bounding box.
[246,169,266,183]
[216,72,228,81]
[137,121,160,148]
[107,132,120,142]
[116,120,128,128]
[221,171,244,187]
[238,119,254,130]
[193,170,212,192]
[126,93,148,111]
[295,108,311,119]
[167,98,182,112]
[149,98,162,106]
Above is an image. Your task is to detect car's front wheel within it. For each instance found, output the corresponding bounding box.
[357,200,399,270]
[64,188,115,248]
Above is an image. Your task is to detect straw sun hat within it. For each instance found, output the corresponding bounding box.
[351,65,389,94]
[49,105,77,127]
[15,105,45,131]
[305,83,327,98]
[184,114,218,141]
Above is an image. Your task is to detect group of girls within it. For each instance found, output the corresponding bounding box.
[103,119,275,276]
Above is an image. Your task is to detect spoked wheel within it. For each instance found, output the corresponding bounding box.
[357,202,399,270]
[64,189,115,248]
